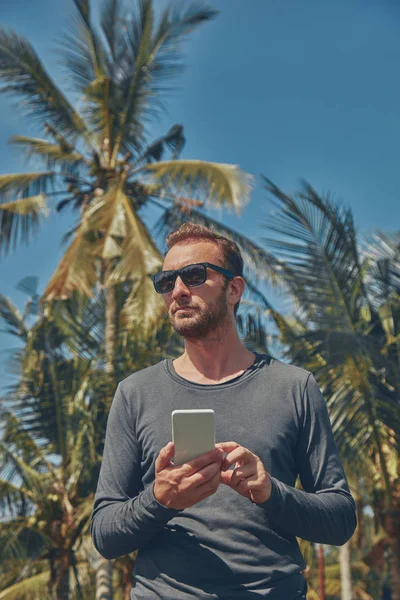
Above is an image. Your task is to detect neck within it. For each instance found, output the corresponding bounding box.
[175,321,255,382]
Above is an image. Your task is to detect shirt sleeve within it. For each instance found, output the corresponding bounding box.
[90,383,181,559]
[259,373,357,546]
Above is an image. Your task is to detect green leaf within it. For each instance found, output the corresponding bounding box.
[112,1,217,158]
[0,193,48,257]
[122,276,165,337]
[101,0,120,61]
[144,160,253,214]
[0,28,86,139]
[10,135,84,170]
[134,124,185,165]
[262,177,365,332]
[0,172,54,199]
[42,228,100,300]
[0,570,50,600]
[0,294,27,339]
[0,440,47,500]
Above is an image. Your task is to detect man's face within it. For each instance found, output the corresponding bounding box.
[162,241,230,340]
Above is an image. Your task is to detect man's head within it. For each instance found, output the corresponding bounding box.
[153,222,245,340]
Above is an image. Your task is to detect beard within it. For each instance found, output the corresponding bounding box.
[169,287,229,340]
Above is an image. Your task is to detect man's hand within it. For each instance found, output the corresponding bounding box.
[216,441,272,504]
[153,443,224,510]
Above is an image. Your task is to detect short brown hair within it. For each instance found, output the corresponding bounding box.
[166,222,244,315]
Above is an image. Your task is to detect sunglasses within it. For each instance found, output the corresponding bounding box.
[151,262,235,294]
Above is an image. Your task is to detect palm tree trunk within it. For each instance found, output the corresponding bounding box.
[384,510,400,600]
[105,274,117,375]
[95,552,114,600]
[339,541,352,600]
[95,272,116,600]
[355,496,365,552]
[53,551,70,600]
[318,544,325,600]
[388,534,400,600]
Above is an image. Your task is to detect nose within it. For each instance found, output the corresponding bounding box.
[171,275,191,299]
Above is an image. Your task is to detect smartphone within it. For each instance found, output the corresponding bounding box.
[172,409,215,466]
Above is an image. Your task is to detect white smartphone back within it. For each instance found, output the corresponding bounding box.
[172,409,215,466]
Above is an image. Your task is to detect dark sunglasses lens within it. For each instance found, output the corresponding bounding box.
[154,272,175,293]
[181,264,206,286]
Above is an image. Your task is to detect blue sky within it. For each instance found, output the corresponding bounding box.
[0,0,399,371]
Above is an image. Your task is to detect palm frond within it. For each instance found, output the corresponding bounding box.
[3,313,102,455]
[122,275,165,336]
[236,309,271,355]
[0,294,27,339]
[0,558,48,593]
[60,0,106,88]
[41,228,100,301]
[0,440,47,499]
[81,184,126,259]
[10,136,85,170]
[50,292,105,358]
[0,570,50,600]
[15,276,39,297]
[0,28,86,139]
[147,1,218,89]
[144,160,252,214]
[90,188,163,283]
[65,372,98,491]
[0,172,54,199]
[66,418,96,493]
[363,231,400,306]
[72,497,95,541]
[112,1,217,157]
[0,519,46,563]
[133,124,185,166]
[0,480,34,518]
[262,177,366,332]
[261,179,400,502]
[100,0,123,64]
[80,75,115,150]
[0,193,48,257]
[1,410,49,468]
[110,0,156,157]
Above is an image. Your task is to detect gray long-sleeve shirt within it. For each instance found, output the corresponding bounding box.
[90,354,356,599]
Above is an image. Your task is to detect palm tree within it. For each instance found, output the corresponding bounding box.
[0,0,251,337]
[0,410,96,600]
[0,280,185,599]
[0,3,252,595]
[0,294,103,599]
[256,178,400,600]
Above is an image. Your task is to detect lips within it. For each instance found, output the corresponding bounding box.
[173,306,195,314]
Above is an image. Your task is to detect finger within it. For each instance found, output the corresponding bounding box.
[180,447,222,476]
[230,463,256,488]
[189,459,222,487]
[237,478,252,498]
[221,447,253,471]
[155,442,174,472]
[197,468,221,497]
[215,441,240,452]
[220,470,233,486]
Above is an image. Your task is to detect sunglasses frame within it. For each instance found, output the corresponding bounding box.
[151,262,235,294]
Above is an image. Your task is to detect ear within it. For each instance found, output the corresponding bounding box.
[228,276,245,308]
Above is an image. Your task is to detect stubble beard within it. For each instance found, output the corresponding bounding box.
[169,287,229,341]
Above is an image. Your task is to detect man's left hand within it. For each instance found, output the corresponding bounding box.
[216,441,272,504]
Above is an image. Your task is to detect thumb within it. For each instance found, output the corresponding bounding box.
[155,442,174,472]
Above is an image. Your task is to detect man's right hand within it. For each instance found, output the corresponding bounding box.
[153,443,223,510]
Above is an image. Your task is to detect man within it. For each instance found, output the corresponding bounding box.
[91,222,356,599]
